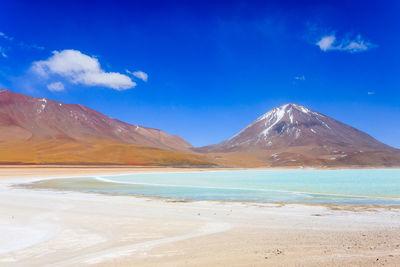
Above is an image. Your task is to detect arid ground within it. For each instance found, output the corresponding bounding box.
[0,166,400,266]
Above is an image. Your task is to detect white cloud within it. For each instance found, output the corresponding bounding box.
[47,82,65,92]
[0,47,6,58]
[31,49,136,90]
[0,31,43,51]
[126,69,148,82]
[367,91,375,95]
[316,35,336,51]
[0,32,13,41]
[294,75,305,81]
[316,34,373,53]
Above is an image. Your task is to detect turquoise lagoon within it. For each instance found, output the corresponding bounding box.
[24,169,400,205]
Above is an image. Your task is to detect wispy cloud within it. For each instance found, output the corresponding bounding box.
[0,33,8,58]
[0,32,14,41]
[47,81,65,92]
[126,70,148,82]
[294,75,305,81]
[0,31,44,53]
[31,49,136,90]
[316,34,374,53]
[367,91,375,95]
[0,46,7,58]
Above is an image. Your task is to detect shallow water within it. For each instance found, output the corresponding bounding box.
[24,169,400,205]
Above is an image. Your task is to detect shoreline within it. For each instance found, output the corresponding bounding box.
[2,164,400,171]
[18,182,400,212]
[1,167,400,266]
[1,165,400,180]
[8,167,400,210]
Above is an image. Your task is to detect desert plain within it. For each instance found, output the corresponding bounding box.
[0,166,399,266]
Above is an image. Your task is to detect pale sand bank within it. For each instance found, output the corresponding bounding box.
[1,167,400,266]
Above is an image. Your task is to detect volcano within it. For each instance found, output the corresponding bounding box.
[198,103,400,167]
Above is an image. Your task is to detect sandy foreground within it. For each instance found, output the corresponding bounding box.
[0,167,400,266]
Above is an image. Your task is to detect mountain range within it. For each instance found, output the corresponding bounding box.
[1,89,399,167]
[0,89,211,166]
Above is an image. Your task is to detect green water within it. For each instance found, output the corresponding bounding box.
[24,169,400,205]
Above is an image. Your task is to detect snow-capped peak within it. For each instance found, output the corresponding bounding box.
[256,104,312,126]
[203,103,394,157]
[226,103,334,145]
[259,104,288,136]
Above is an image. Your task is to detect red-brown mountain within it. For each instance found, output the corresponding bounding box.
[198,103,400,167]
[1,90,398,167]
[0,89,211,165]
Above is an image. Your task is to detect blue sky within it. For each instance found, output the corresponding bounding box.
[0,0,399,147]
